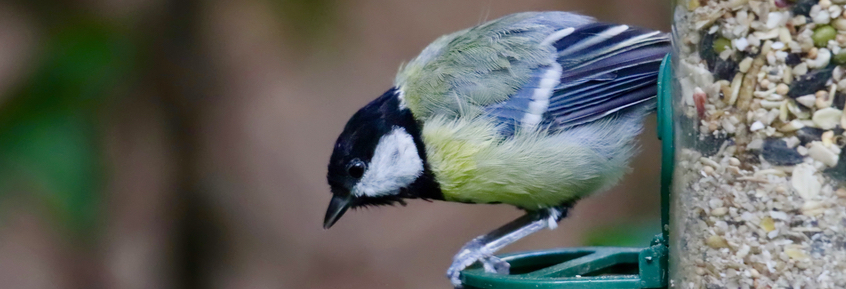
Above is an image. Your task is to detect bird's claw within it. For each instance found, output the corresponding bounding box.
[482,255,510,275]
[446,239,511,288]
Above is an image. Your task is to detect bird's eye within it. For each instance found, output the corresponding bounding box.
[347,159,366,179]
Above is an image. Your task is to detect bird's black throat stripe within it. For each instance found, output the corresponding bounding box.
[386,88,444,203]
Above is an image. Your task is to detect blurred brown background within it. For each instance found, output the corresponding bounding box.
[0,0,669,288]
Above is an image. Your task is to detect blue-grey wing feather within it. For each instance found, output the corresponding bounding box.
[550,65,659,109]
[550,40,668,127]
[485,22,670,134]
[485,64,559,135]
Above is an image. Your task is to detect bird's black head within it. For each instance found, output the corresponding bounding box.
[324,88,441,229]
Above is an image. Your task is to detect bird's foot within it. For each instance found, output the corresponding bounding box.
[445,207,567,288]
[481,255,510,275]
[446,238,511,288]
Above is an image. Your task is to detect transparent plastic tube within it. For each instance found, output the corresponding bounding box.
[670,1,846,288]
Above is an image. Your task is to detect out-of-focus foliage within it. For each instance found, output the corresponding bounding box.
[0,16,135,236]
[582,218,660,247]
[270,0,339,50]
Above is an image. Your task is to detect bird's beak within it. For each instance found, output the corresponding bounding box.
[323,194,353,229]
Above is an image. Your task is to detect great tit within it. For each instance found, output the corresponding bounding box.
[324,11,669,287]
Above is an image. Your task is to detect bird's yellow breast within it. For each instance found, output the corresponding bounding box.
[420,116,628,210]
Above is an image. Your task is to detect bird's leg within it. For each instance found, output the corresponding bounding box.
[446,207,567,288]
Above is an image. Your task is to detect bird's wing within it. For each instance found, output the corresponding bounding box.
[484,22,670,135]
[395,12,595,120]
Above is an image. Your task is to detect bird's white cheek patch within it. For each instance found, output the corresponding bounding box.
[353,127,424,197]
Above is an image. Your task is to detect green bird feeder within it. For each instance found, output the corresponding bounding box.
[458,54,675,289]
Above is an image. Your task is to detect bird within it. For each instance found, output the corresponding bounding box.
[323,11,670,288]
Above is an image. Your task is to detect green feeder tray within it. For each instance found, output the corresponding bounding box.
[459,54,675,289]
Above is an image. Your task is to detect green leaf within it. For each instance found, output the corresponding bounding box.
[0,113,100,233]
[0,17,135,236]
